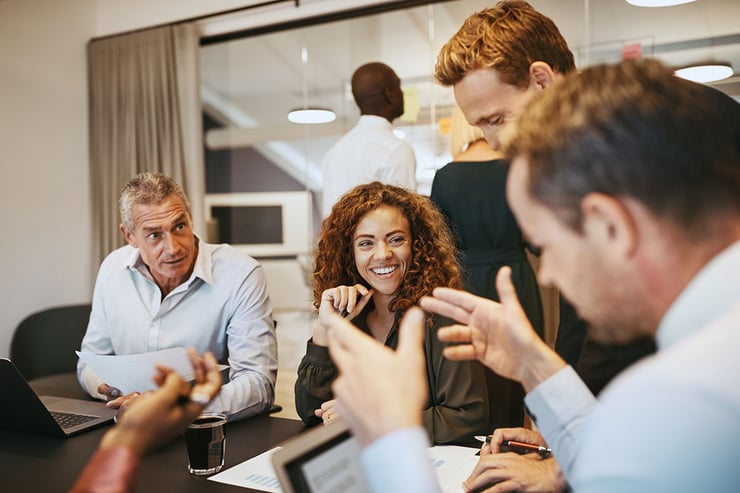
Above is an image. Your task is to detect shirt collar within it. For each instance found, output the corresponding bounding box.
[656,239,740,349]
[124,235,216,287]
[191,238,215,286]
[357,114,393,129]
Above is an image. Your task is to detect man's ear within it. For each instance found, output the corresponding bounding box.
[382,85,395,104]
[120,224,134,246]
[581,193,638,259]
[529,61,557,90]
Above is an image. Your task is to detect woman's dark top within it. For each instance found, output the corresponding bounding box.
[430,159,544,337]
[294,308,490,446]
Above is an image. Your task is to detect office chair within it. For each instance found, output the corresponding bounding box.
[10,303,92,381]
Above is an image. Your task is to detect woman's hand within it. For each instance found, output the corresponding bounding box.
[313,284,373,346]
[314,398,339,425]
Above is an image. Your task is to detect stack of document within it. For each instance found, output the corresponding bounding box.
[77,347,227,394]
[208,444,479,493]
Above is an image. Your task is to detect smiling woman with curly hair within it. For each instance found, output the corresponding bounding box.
[314,181,463,316]
[295,182,490,445]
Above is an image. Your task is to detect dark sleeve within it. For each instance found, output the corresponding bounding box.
[554,295,588,368]
[576,335,656,396]
[421,318,490,446]
[294,339,337,426]
[430,167,457,238]
[429,167,446,208]
[696,81,740,152]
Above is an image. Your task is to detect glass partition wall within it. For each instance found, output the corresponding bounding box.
[200,2,465,207]
[199,0,740,247]
[197,0,739,314]
[200,0,739,201]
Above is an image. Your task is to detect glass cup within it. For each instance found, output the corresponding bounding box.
[185,413,227,476]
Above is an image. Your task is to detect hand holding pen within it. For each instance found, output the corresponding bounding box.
[475,435,552,458]
[474,427,551,457]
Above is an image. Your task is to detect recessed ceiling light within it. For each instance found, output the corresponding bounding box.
[625,0,695,6]
[674,63,734,83]
[287,108,336,124]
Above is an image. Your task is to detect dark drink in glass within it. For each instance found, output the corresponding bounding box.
[185,414,227,475]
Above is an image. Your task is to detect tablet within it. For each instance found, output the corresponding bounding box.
[271,420,370,493]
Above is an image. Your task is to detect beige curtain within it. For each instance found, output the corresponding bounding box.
[88,23,204,269]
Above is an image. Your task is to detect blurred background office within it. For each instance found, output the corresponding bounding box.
[2,0,739,418]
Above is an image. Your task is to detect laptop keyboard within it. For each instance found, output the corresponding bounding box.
[51,411,98,429]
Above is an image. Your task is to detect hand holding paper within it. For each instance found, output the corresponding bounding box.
[77,347,209,395]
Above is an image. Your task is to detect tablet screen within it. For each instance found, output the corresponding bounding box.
[274,422,370,493]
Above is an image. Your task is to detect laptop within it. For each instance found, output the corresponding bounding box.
[271,420,370,493]
[0,358,116,437]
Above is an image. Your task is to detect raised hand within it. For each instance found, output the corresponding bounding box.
[326,307,427,447]
[420,267,564,392]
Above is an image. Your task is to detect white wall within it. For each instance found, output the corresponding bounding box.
[0,0,97,357]
[95,0,399,37]
[1,0,385,357]
[94,0,273,37]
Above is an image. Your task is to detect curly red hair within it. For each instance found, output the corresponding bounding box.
[312,182,463,323]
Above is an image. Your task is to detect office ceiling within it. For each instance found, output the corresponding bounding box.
[199,0,740,191]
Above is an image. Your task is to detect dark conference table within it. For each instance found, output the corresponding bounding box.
[0,375,307,492]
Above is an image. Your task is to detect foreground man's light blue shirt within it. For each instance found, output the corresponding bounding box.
[526,240,740,491]
[77,239,277,421]
[362,427,440,493]
[362,240,740,492]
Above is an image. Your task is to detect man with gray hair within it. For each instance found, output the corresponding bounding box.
[77,172,277,421]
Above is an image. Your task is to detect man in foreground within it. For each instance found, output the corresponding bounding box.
[326,59,740,492]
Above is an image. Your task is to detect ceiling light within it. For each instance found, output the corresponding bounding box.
[287,107,336,124]
[625,0,695,6]
[674,63,734,83]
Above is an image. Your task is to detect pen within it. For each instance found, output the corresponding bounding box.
[474,436,552,457]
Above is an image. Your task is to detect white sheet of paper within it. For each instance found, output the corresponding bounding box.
[208,446,283,492]
[429,445,480,493]
[76,347,197,394]
[206,443,478,493]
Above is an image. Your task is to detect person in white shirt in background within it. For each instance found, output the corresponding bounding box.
[324,58,740,493]
[321,62,417,218]
[77,172,277,422]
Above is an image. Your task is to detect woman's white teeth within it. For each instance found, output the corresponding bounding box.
[373,266,396,275]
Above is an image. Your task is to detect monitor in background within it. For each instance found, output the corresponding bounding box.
[204,191,312,258]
